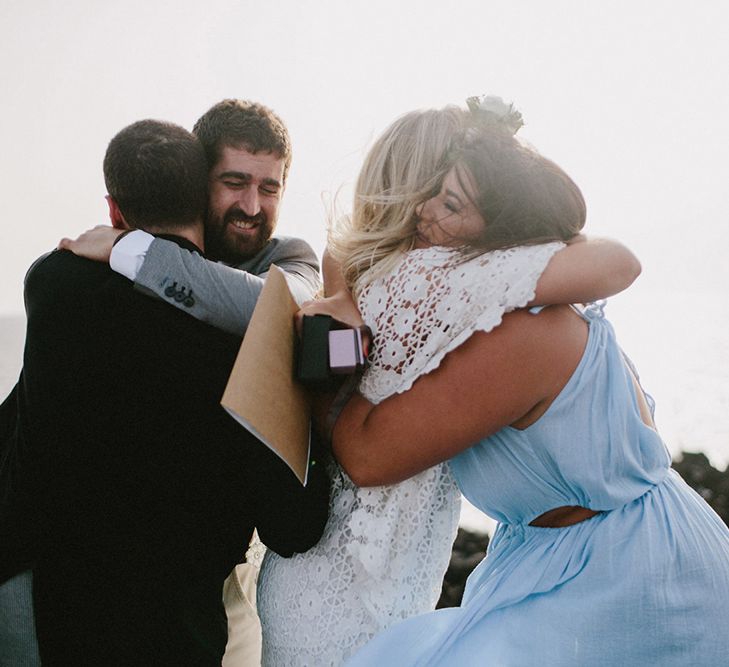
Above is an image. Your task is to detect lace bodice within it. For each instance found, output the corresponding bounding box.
[257,242,563,666]
[359,243,563,402]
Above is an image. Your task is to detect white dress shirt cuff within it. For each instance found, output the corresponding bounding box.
[109,230,155,281]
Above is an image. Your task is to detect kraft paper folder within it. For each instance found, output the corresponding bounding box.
[221,265,311,485]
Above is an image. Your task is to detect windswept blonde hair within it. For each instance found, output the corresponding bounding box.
[328,106,466,295]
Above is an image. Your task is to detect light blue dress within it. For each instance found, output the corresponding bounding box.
[347,305,729,666]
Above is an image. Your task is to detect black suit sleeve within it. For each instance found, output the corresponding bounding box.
[0,381,18,453]
[0,377,45,583]
[245,432,330,557]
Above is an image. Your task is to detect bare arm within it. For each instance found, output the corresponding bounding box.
[322,247,348,296]
[331,306,588,486]
[531,236,641,306]
[297,247,365,330]
[301,236,640,327]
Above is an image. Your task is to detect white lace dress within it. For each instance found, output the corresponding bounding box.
[256,242,563,666]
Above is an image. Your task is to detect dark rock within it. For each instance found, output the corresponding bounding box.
[437,528,489,609]
[672,451,729,525]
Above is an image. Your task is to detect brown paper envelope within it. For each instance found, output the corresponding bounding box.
[221,265,311,484]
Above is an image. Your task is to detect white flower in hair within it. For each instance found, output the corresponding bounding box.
[466,95,524,135]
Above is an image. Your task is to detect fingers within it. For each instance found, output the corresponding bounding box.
[57,226,105,249]
[295,291,367,335]
[298,300,330,318]
[295,301,326,337]
[57,234,86,252]
[358,325,374,359]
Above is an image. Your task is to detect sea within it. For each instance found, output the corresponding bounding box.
[2,287,727,535]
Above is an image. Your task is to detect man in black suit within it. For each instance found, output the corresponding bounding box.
[0,120,329,666]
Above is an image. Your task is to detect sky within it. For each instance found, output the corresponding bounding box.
[1,1,728,479]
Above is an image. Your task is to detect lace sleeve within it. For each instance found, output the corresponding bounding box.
[358,242,564,403]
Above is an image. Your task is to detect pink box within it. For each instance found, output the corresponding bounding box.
[328,328,365,374]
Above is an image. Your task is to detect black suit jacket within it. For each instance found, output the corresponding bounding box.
[0,239,329,666]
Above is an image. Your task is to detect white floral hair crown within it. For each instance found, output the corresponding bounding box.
[466,95,524,135]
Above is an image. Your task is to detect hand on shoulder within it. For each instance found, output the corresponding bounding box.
[58,225,124,263]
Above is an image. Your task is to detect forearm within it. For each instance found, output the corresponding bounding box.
[62,228,321,330]
[531,236,641,305]
[330,389,486,487]
[322,247,347,296]
[135,239,267,335]
[330,310,568,487]
[119,232,324,341]
[297,247,366,330]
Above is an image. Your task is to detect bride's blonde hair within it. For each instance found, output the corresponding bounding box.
[328,106,466,296]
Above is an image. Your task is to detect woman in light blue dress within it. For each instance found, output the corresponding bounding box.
[323,99,729,665]
[345,302,729,665]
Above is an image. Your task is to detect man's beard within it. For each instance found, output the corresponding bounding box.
[205,207,274,263]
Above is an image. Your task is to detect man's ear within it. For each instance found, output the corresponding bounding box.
[106,195,130,230]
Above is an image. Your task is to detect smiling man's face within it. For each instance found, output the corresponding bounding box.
[205,145,285,262]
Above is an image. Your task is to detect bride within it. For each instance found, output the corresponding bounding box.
[256,99,641,666]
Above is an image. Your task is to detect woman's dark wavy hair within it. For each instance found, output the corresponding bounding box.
[453,125,586,250]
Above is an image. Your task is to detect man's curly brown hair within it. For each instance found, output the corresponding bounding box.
[193,99,292,183]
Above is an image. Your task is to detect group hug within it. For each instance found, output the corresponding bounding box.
[1,95,729,666]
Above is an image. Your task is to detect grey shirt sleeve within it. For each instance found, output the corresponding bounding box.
[133,236,321,335]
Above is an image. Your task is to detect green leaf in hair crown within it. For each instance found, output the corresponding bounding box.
[466,95,524,135]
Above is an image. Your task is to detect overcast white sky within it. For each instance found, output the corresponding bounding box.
[1,0,728,466]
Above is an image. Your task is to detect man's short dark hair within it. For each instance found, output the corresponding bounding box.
[193,99,292,183]
[103,120,208,230]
